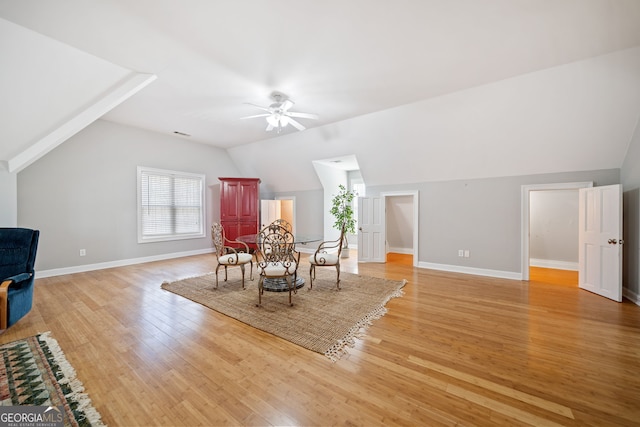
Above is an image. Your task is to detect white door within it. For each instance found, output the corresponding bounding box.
[578,184,623,302]
[358,196,385,262]
[260,200,281,229]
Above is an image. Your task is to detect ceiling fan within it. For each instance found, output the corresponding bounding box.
[242,92,318,133]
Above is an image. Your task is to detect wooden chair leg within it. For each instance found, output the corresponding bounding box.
[336,265,341,290]
[0,281,9,330]
[240,264,246,289]
[309,265,314,289]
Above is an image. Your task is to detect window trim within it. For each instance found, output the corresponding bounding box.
[137,166,206,243]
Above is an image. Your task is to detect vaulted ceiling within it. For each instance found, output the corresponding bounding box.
[2,1,640,190]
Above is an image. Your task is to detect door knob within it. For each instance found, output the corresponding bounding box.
[358,227,363,231]
[608,239,618,244]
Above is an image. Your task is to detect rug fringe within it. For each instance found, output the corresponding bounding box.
[39,332,106,427]
[161,272,216,288]
[325,279,407,362]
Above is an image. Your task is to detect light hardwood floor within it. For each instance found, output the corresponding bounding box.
[2,253,639,426]
[529,267,578,287]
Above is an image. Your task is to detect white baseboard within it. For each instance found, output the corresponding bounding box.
[388,247,413,255]
[419,262,639,305]
[530,258,578,271]
[623,287,640,306]
[37,248,214,278]
[418,262,522,281]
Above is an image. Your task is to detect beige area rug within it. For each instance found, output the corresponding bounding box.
[161,268,406,361]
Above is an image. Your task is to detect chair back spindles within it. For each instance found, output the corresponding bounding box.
[256,224,300,306]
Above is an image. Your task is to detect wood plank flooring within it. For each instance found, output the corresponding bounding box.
[2,253,639,426]
[529,266,578,287]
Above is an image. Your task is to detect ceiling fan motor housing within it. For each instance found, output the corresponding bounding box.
[242,91,318,132]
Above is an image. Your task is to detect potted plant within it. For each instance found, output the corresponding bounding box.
[330,184,357,257]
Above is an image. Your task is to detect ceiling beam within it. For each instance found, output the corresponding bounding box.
[8,72,157,173]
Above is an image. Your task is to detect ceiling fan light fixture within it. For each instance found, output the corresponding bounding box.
[243,92,318,133]
[266,114,280,127]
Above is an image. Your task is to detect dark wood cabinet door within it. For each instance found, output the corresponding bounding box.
[238,180,259,221]
[219,178,260,247]
[220,180,240,221]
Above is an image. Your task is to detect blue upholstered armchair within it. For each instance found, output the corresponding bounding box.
[0,228,39,330]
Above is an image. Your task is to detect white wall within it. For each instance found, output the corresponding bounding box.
[622,117,640,299]
[0,18,132,165]
[228,47,640,194]
[18,120,240,272]
[312,161,347,241]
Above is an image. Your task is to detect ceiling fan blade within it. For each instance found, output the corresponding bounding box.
[288,118,306,131]
[244,102,272,112]
[287,112,319,120]
[281,99,294,111]
[240,113,270,119]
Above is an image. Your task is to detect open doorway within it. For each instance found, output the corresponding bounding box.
[521,182,592,283]
[529,189,579,286]
[312,154,361,243]
[359,191,420,266]
[385,194,415,266]
[261,197,296,232]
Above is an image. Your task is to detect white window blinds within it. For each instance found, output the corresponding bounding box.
[137,166,206,242]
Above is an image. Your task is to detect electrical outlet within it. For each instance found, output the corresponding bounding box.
[458,249,464,257]
[464,250,470,258]
[79,249,86,256]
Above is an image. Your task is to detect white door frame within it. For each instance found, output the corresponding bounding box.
[521,182,592,280]
[381,191,419,267]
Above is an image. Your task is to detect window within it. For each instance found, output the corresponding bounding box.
[137,166,205,243]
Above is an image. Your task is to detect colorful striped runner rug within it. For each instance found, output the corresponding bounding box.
[0,332,105,426]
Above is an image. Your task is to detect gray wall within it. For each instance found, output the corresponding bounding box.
[529,189,579,266]
[622,119,640,297]
[18,120,240,271]
[16,118,628,286]
[0,168,17,226]
[369,168,620,275]
[273,189,324,238]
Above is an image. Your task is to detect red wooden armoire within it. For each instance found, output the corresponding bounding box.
[219,177,260,245]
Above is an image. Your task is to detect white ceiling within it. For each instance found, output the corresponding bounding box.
[2,1,640,187]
